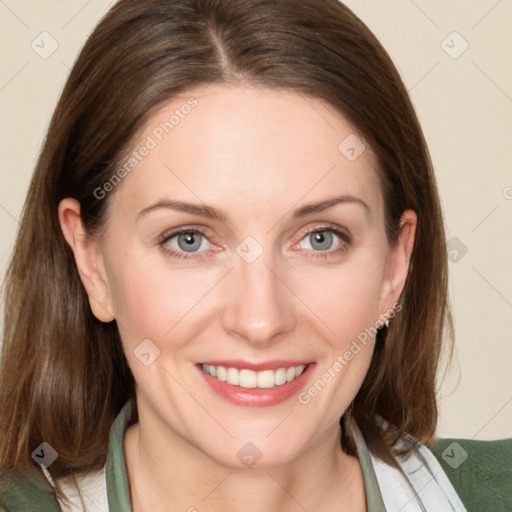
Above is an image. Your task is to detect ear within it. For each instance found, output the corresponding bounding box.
[58,198,115,323]
[378,209,417,318]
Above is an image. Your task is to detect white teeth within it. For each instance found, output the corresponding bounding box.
[257,370,275,389]
[226,367,239,386]
[239,369,257,388]
[216,365,227,382]
[275,367,287,385]
[201,364,307,389]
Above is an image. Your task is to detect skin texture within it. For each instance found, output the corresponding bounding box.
[59,83,416,512]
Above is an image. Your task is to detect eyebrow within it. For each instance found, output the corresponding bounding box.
[137,195,371,222]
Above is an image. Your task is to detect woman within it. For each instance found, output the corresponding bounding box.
[0,0,509,511]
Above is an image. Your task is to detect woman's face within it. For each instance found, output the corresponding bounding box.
[65,83,416,467]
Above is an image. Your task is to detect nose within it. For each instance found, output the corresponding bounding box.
[221,249,297,348]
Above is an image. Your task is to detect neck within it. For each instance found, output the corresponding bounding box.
[123,401,366,512]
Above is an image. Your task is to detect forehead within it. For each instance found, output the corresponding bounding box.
[113,83,383,222]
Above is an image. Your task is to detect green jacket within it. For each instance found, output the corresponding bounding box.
[429,437,512,511]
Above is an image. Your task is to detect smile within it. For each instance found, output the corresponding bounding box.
[197,361,315,407]
[201,363,307,389]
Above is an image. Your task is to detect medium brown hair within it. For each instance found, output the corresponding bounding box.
[0,0,453,502]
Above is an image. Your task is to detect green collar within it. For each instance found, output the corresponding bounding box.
[105,399,386,511]
[106,399,136,511]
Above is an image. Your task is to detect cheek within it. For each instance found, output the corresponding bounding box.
[105,249,216,345]
[292,253,385,342]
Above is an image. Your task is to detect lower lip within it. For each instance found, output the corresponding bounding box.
[197,363,316,407]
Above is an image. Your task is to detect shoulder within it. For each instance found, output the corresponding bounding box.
[0,466,107,511]
[0,400,132,511]
[0,467,60,511]
[429,436,512,512]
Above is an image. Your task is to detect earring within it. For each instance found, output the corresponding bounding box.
[377,318,390,331]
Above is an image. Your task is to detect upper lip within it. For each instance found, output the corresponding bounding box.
[199,360,313,372]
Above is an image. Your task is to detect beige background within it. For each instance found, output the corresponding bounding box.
[0,0,511,440]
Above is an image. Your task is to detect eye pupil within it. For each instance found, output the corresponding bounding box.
[310,230,333,251]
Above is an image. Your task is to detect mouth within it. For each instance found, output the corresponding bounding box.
[196,360,315,407]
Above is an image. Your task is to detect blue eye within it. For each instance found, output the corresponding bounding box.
[174,232,204,252]
[160,228,211,260]
[306,230,335,251]
[297,227,350,258]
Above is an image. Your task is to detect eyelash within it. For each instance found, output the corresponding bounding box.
[158,224,351,261]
